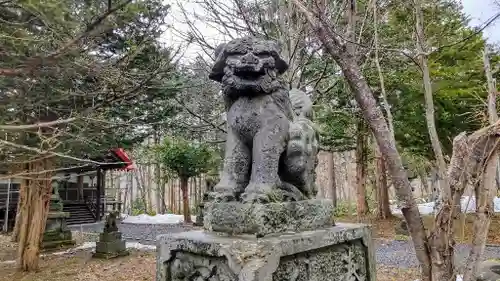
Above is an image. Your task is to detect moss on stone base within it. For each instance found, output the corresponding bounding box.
[43,229,73,242]
[92,250,129,259]
[41,239,76,251]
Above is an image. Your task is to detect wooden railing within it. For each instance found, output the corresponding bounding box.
[84,195,98,220]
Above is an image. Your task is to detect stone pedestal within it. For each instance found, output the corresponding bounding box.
[93,231,129,259]
[204,199,335,237]
[156,223,375,281]
[42,212,76,249]
[93,211,129,259]
[42,184,75,250]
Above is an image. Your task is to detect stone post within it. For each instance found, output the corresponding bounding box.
[41,181,75,250]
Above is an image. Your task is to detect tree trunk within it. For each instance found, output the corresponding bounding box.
[461,46,500,281]
[291,2,432,279]
[177,179,181,214]
[329,152,338,207]
[462,149,499,281]
[17,157,53,271]
[160,170,167,214]
[134,168,148,213]
[375,139,392,219]
[180,177,192,223]
[414,0,449,211]
[169,179,174,213]
[154,131,162,214]
[418,171,431,200]
[484,46,498,124]
[12,167,27,242]
[356,118,369,215]
[373,0,395,140]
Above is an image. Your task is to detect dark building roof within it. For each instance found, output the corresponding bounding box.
[59,148,135,174]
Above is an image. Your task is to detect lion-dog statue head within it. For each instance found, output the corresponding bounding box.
[209,37,288,92]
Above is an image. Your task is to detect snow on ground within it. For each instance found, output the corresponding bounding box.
[50,241,156,256]
[0,242,156,265]
[121,213,196,225]
[51,241,156,255]
[392,196,500,215]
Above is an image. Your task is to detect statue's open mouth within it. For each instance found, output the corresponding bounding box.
[234,69,265,80]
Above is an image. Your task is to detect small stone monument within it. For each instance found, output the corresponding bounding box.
[156,37,376,281]
[93,211,129,259]
[42,182,75,250]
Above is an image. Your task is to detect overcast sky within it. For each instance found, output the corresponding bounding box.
[163,0,500,62]
[461,0,499,43]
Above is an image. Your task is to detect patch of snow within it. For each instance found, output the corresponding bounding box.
[391,201,435,215]
[55,241,156,253]
[122,214,196,224]
[125,242,156,251]
[392,196,500,215]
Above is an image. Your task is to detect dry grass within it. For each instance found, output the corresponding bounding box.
[377,265,419,281]
[0,249,417,281]
[0,250,155,281]
[337,213,500,244]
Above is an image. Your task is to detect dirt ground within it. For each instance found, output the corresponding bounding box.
[0,234,17,262]
[337,213,500,244]
[0,249,417,281]
[0,250,155,281]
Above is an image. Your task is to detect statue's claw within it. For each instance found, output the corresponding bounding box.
[241,192,270,204]
[209,182,239,202]
[241,182,278,203]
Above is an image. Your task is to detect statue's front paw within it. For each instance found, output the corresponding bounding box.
[208,183,238,202]
[241,192,270,204]
[241,183,281,203]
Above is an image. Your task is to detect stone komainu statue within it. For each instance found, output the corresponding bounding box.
[104,211,119,233]
[208,36,319,203]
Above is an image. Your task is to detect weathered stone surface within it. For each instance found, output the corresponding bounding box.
[194,177,217,227]
[208,36,319,205]
[93,232,129,259]
[95,239,127,254]
[156,223,375,281]
[99,231,123,242]
[42,185,75,250]
[42,214,76,250]
[43,228,73,242]
[47,211,70,219]
[203,199,334,237]
[42,239,76,250]
[104,211,120,232]
[93,211,129,259]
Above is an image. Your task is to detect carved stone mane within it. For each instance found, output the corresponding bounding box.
[210,37,294,118]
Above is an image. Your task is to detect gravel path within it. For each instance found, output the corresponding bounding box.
[69,222,196,245]
[375,239,500,268]
[70,223,500,268]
